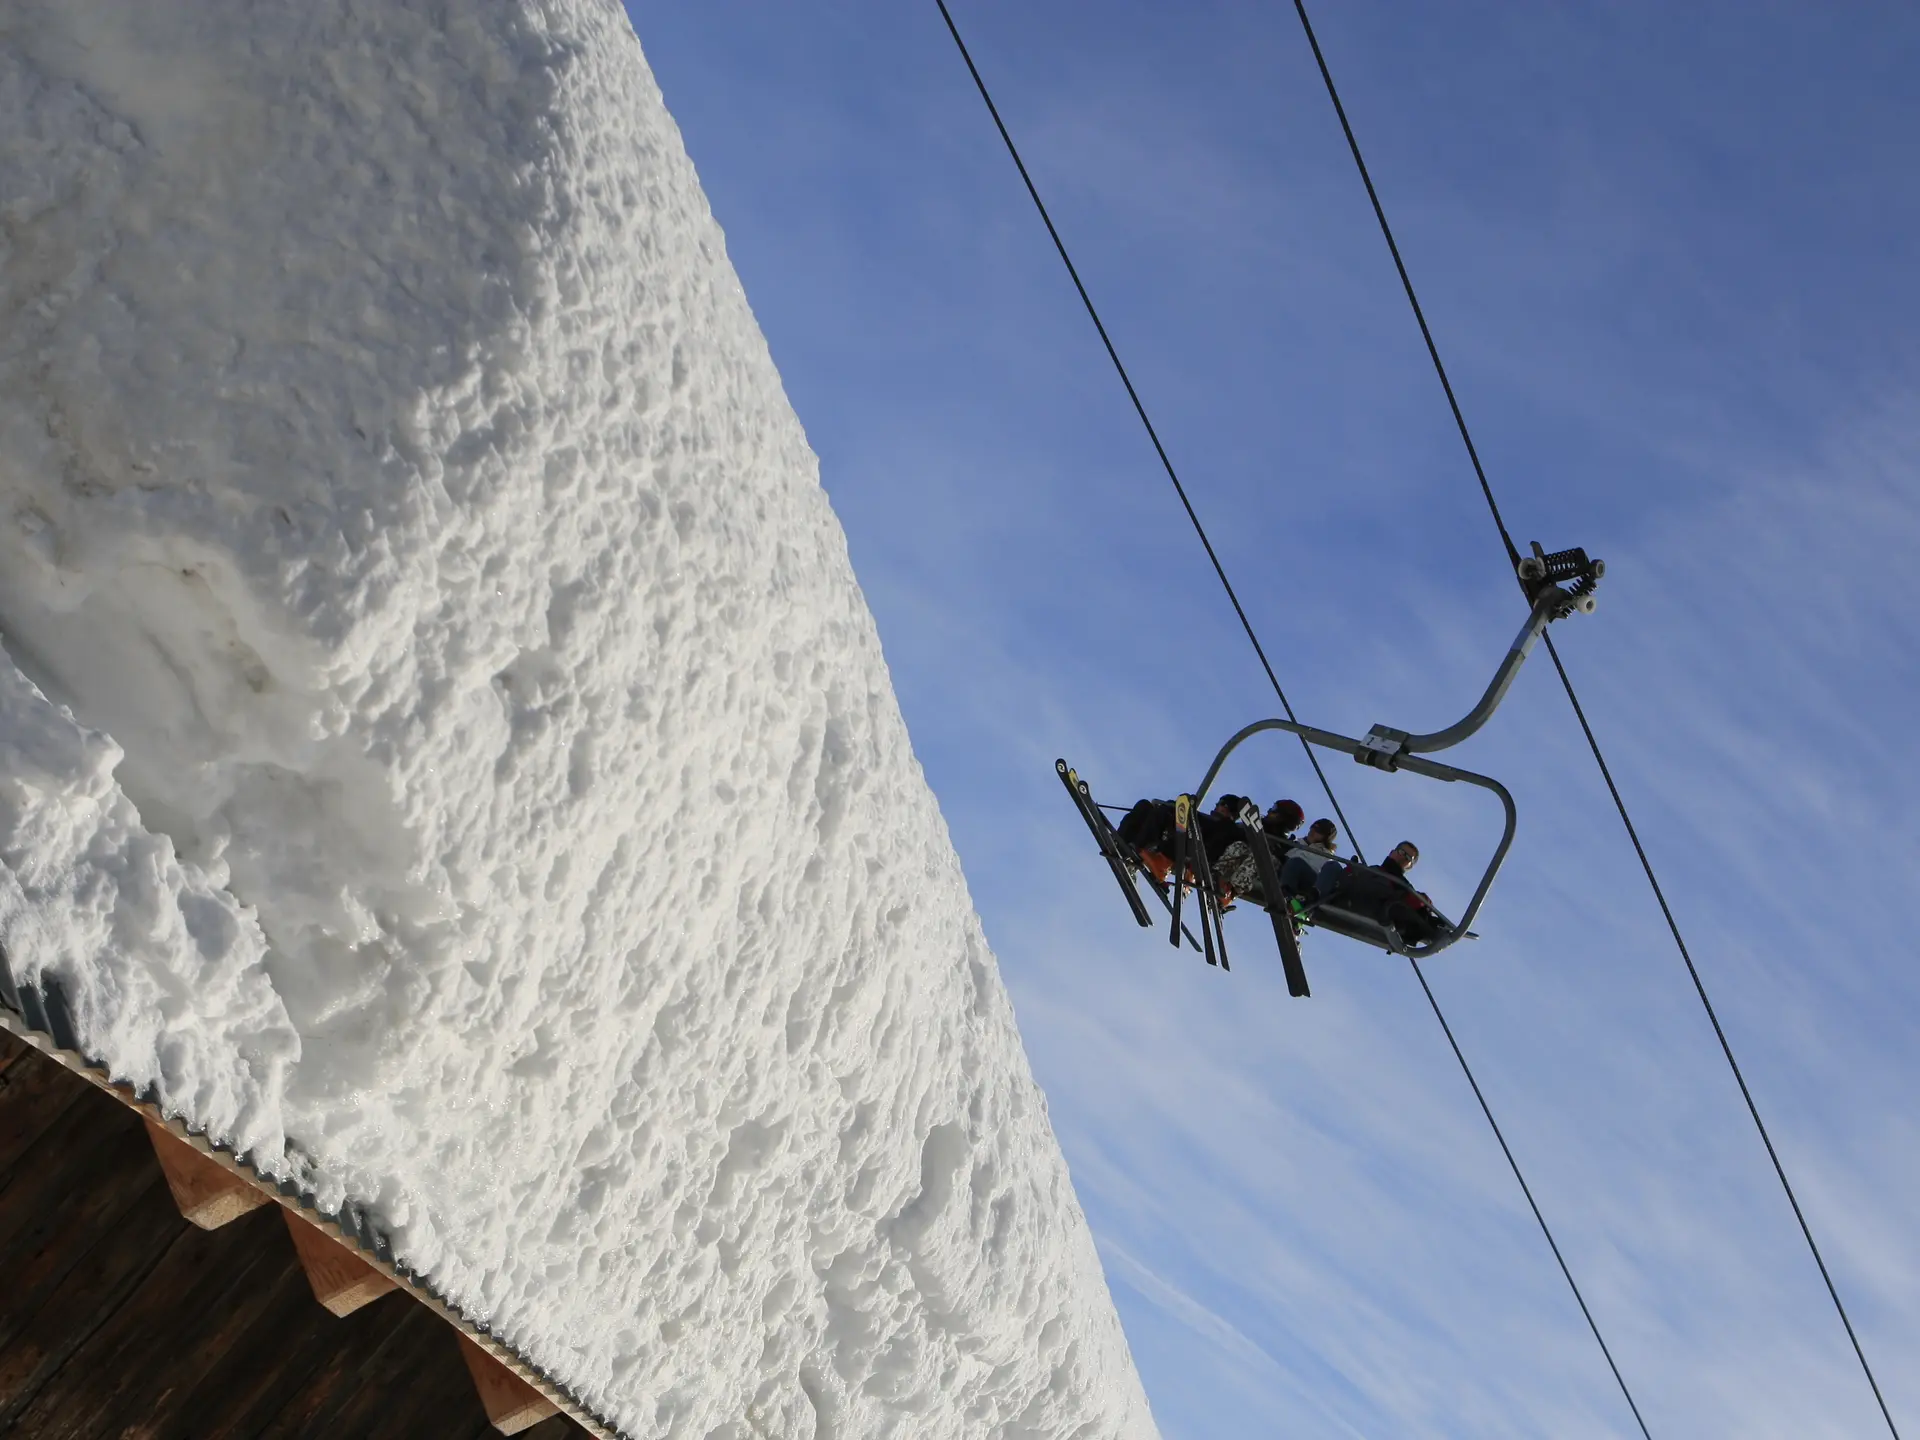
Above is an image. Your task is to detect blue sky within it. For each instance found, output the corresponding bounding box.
[624,3,1920,1435]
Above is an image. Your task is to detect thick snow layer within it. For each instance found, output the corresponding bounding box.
[0,3,1157,1435]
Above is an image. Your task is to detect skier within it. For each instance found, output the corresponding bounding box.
[1116,793,1248,896]
[1261,798,1305,841]
[1326,840,1444,944]
[1213,798,1304,909]
[1193,794,1251,864]
[1278,819,1345,907]
[1115,798,1176,882]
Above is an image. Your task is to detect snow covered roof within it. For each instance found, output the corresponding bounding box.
[0,3,1156,1435]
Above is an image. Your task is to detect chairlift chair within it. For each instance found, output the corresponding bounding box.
[1060,543,1604,997]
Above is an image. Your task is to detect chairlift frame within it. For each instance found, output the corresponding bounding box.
[1062,544,1604,991]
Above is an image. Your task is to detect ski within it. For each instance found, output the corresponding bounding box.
[1055,760,1152,928]
[1170,796,1193,954]
[1055,761,1205,953]
[1074,779,1205,952]
[1188,818,1229,971]
[1241,820,1310,997]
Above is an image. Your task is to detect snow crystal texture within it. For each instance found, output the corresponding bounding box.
[0,3,1157,1435]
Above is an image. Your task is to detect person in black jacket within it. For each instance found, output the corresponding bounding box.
[1328,840,1445,944]
[1116,798,1177,881]
[1117,793,1247,886]
[1262,799,1305,841]
[1193,794,1250,864]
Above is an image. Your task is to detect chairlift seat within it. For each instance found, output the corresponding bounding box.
[1261,839,1456,955]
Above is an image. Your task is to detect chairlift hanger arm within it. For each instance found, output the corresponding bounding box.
[1366,589,1559,761]
[1362,543,1605,764]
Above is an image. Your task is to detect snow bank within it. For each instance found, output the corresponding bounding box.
[0,2,1156,1435]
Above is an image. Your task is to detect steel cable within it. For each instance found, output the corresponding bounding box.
[932,4,1649,1432]
[1284,2,1901,1434]
[930,0,1366,861]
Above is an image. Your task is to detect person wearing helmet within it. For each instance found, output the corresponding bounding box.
[1191,794,1255,906]
[1278,818,1346,907]
[1194,794,1251,864]
[1262,799,1304,841]
[1116,793,1247,896]
[1211,796,1300,908]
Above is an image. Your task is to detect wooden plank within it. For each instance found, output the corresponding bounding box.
[249,1294,422,1440]
[115,1208,299,1437]
[0,1104,156,1354]
[459,1333,560,1435]
[7,1201,290,1439]
[0,1033,85,1182]
[0,1080,140,1270]
[149,1236,341,1440]
[143,1116,271,1229]
[0,1177,185,1432]
[358,1304,497,1440]
[279,1300,495,1440]
[284,1208,399,1316]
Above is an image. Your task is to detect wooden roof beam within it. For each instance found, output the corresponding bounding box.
[458,1333,560,1435]
[284,1207,399,1316]
[143,1117,270,1230]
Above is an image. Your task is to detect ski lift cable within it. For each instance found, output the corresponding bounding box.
[931,3,1650,1432]
[1283,3,1902,1435]
[928,0,1366,865]
[1543,634,1903,1436]
[1406,953,1653,1440]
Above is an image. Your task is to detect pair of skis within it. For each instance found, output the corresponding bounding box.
[1055,761,1311,996]
[1227,802,1311,998]
[1055,761,1204,957]
[1167,795,1230,971]
[1168,796,1310,995]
